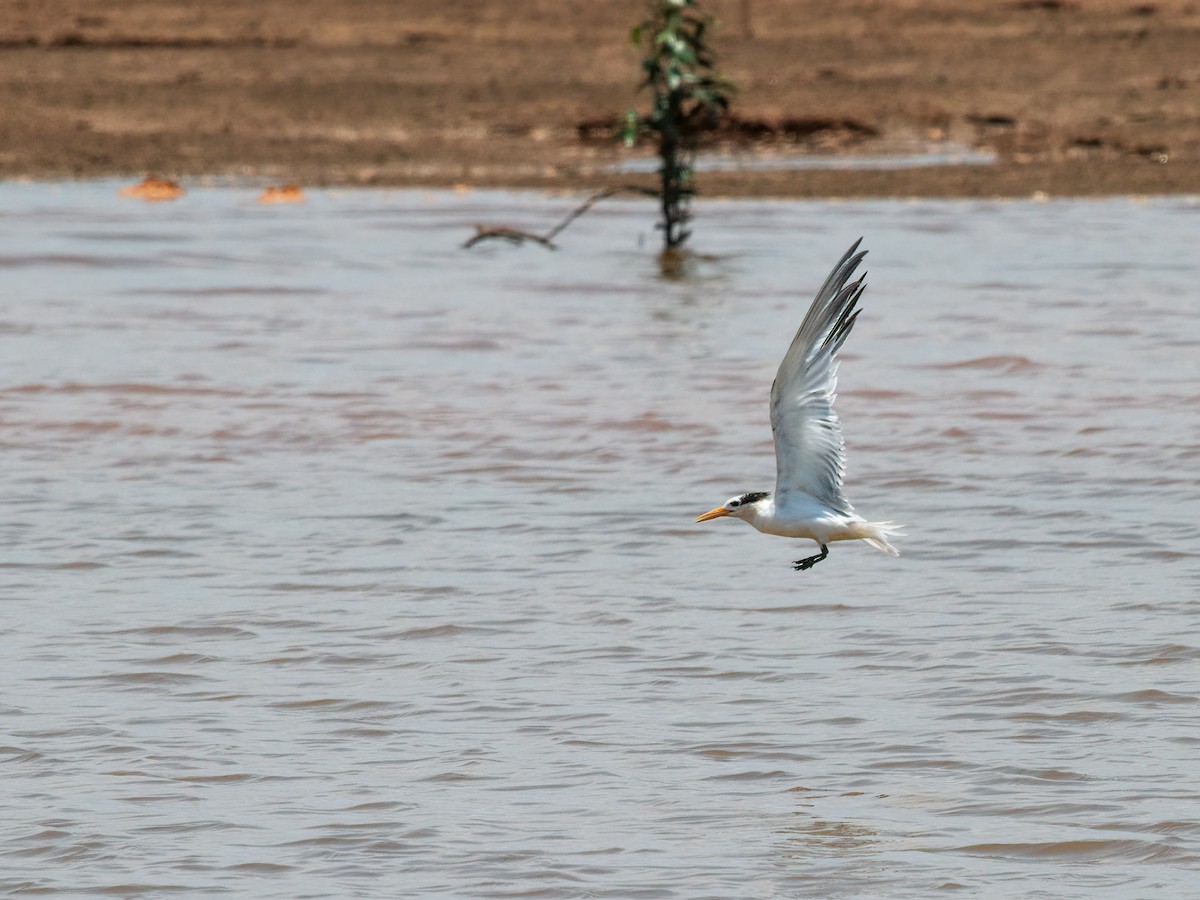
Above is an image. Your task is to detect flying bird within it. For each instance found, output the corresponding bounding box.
[695,239,903,571]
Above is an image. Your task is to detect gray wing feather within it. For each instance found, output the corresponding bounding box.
[769,239,868,513]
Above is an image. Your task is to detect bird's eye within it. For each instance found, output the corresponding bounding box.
[730,500,740,507]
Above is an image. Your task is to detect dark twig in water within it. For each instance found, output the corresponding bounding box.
[462,226,558,250]
[462,185,657,250]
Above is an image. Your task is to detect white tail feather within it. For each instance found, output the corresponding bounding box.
[860,521,905,557]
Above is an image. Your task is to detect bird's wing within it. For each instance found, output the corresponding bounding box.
[769,239,868,514]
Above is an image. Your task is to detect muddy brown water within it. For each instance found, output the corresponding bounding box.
[2,183,1198,897]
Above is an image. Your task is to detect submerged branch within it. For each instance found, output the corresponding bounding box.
[462,185,657,250]
[462,226,558,250]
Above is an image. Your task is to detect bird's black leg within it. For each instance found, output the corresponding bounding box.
[792,543,829,571]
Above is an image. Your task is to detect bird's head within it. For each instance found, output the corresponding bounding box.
[695,491,772,523]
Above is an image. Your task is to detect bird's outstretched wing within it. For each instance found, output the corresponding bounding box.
[769,239,868,514]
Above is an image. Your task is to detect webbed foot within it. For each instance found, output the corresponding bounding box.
[792,544,829,571]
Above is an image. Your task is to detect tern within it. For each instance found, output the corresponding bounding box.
[695,239,903,571]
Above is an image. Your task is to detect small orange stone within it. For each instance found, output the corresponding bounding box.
[258,184,306,204]
[118,175,184,201]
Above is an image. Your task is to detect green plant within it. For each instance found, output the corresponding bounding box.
[622,0,733,251]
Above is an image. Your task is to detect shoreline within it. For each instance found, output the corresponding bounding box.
[7,158,1196,207]
[8,175,1197,215]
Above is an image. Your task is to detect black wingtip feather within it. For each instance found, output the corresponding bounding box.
[822,277,866,352]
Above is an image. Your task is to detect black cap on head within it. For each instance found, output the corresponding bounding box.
[736,491,770,505]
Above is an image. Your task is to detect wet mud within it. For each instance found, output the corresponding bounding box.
[3,1,1199,196]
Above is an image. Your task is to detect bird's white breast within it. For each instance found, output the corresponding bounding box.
[748,493,862,541]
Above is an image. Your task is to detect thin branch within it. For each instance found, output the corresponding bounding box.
[462,185,658,250]
[543,185,657,241]
[462,226,558,250]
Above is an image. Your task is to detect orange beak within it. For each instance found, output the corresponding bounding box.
[695,506,731,523]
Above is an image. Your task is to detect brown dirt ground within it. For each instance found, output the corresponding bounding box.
[3,0,1200,197]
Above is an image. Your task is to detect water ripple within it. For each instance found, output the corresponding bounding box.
[1,185,1197,898]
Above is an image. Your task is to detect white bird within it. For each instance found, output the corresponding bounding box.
[696,239,904,571]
